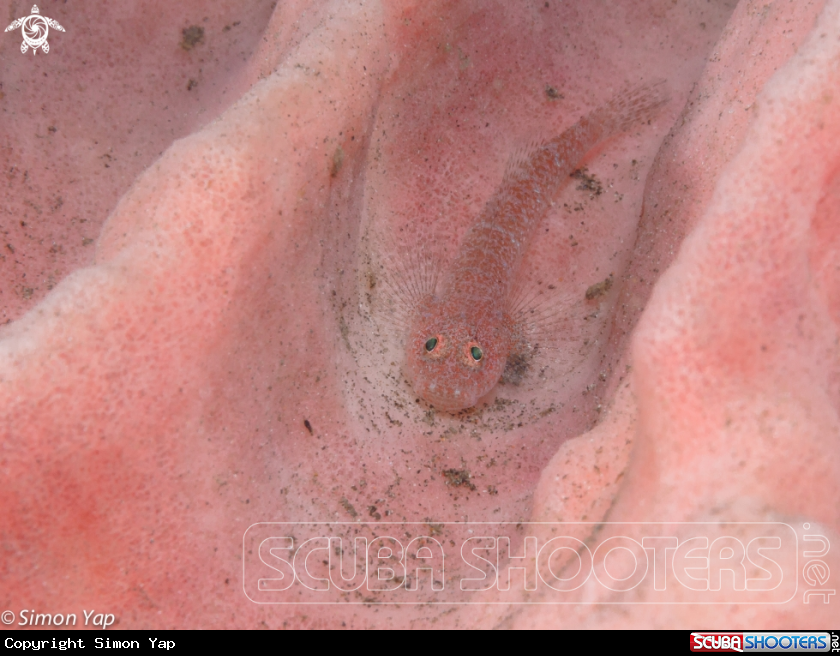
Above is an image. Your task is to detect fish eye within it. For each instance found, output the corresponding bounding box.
[464,341,484,367]
[423,334,446,359]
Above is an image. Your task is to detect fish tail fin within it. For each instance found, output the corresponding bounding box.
[594,78,671,136]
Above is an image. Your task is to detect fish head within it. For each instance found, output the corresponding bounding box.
[404,296,513,412]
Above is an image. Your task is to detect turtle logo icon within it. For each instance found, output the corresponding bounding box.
[5,5,65,55]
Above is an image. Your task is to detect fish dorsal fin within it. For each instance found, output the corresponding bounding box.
[500,139,548,186]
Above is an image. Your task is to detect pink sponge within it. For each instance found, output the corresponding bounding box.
[0,0,837,629]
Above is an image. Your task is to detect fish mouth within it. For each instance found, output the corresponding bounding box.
[413,379,480,413]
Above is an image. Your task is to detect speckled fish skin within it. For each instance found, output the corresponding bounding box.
[404,81,670,412]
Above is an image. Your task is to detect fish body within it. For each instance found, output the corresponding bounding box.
[404,82,669,411]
